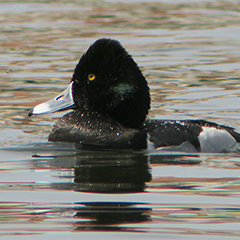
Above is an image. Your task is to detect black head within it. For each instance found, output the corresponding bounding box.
[71,38,150,129]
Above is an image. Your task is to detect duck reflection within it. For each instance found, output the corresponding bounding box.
[30,142,200,193]
[73,202,151,231]
[59,148,152,229]
[26,143,204,232]
[74,149,151,193]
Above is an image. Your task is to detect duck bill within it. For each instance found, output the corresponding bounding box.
[28,82,75,117]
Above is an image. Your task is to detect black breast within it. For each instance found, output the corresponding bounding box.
[48,111,147,150]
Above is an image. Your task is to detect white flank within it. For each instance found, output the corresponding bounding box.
[198,126,236,152]
[155,141,198,152]
[147,133,156,151]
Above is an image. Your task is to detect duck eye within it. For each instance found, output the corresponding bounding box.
[88,74,96,81]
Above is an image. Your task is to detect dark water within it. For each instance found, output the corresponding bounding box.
[0,0,240,239]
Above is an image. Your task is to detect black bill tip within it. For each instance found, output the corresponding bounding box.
[28,108,33,117]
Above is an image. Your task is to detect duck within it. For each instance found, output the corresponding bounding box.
[28,38,240,152]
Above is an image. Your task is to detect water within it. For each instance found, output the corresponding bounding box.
[0,0,240,239]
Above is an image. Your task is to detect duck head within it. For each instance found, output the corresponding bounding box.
[29,38,150,129]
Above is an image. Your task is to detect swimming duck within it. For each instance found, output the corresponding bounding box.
[28,38,240,152]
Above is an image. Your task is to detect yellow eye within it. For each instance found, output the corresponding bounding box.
[88,74,95,81]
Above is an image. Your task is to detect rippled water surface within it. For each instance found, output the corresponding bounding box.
[1,0,240,239]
